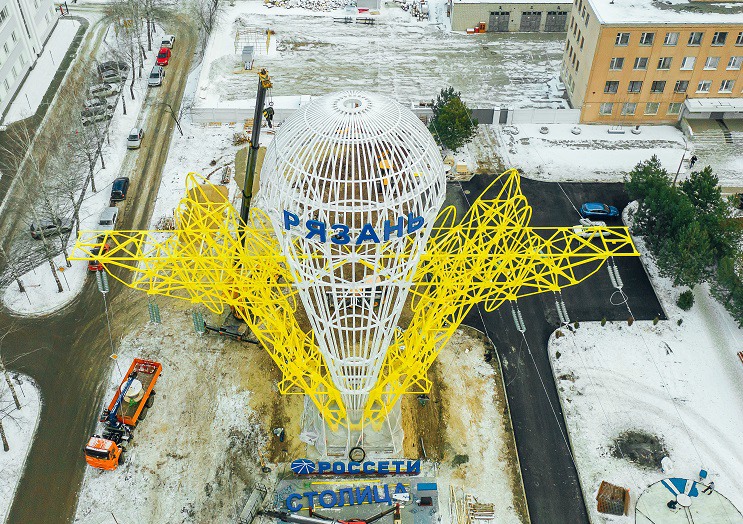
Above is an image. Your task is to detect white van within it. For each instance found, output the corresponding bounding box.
[161,34,175,48]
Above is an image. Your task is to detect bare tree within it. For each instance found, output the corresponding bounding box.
[192,0,223,52]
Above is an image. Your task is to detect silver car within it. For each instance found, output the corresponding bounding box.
[148,65,164,87]
[30,218,73,240]
[89,83,120,98]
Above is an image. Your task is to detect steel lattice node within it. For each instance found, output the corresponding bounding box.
[71,91,639,434]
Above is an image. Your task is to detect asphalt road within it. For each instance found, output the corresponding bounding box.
[454,175,665,524]
[1,16,197,524]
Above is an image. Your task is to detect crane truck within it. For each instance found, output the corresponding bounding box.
[83,358,162,470]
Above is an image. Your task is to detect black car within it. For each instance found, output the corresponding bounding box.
[110,177,130,202]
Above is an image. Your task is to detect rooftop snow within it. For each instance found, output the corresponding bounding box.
[588,0,743,25]
[452,0,568,5]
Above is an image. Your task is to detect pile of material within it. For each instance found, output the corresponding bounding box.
[264,0,347,11]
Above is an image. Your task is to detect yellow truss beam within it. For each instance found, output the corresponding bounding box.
[72,170,638,431]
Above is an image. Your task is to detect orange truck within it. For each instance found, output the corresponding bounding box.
[83,358,162,470]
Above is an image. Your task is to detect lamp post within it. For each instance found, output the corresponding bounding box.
[160,102,183,136]
[673,135,688,186]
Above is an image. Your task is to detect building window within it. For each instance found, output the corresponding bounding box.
[580,36,584,50]
[3,79,8,91]
[3,43,8,56]
[11,31,16,43]
[711,32,727,46]
[728,56,743,70]
[704,56,720,70]
[599,102,613,115]
[634,57,648,70]
[668,102,682,115]
[621,102,637,115]
[651,80,666,93]
[0,7,8,25]
[34,0,38,7]
[697,80,711,93]
[664,32,679,46]
[609,57,624,70]
[688,32,703,46]
[644,102,659,115]
[680,56,696,70]
[657,57,672,70]
[674,80,689,93]
[45,12,49,22]
[616,32,630,46]
[576,60,580,71]
[604,81,619,94]
[585,13,589,25]
[719,79,735,93]
[737,32,743,46]
[628,80,643,93]
[19,53,25,66]
[640,32,655,46]
[11,65,16,79]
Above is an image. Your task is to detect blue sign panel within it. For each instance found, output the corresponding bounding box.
[289,459,420,476]
[282,210,424,245]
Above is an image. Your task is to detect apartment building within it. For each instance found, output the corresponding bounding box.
[561,0,743,123]
[0,0,58,116]
[449,0,571,32]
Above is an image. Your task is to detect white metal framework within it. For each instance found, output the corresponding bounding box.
[255,91,446,426]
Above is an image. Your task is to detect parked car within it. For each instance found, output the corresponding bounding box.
[573,218,609,239]
[84,96,114,111]
[127,127,144,149]
[155,47,171,66]
[88,243,110,272]
[110,177,130,202]
[579,202,619,219]
[82,108,114,126]
[101,70,125,84]
[89,83,120,98]
[160,34,175,48]
[30,217,73,240]
[97,60,129,75]
[148,65,164,87]
[98,207,119,231]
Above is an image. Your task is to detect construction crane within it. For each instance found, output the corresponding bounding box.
[260,503,401,524]
[240,68,273,226]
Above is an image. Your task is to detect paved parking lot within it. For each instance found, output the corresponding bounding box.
[447,175,664,524]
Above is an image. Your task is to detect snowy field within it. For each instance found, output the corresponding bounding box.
[548,205,743,523]
[196,0,567,111]
[1,28,166,316]
[3,19,80,125]
[474,123,689,181]
[0,374,41,524]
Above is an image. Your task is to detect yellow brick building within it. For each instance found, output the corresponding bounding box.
[561,0,743,123]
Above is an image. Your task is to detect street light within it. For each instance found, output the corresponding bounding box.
[159,102,183,136]
[673,135,688,187]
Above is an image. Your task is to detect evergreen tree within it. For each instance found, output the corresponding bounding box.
[428,87,477,151]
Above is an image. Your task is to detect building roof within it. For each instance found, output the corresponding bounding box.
[684,98,743,113]
[452,0,568,5]
[588,0,743,25]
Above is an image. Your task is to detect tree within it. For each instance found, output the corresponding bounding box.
[428,87,477,151]
[656,222,713,287]
[192,0,223,52]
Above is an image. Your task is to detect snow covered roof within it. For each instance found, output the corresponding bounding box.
[684,98,743,113]
[588,0,743,25]
[452,0,568,5]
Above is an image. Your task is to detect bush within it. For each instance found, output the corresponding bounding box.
[600,317,607,326]
[653,316,659,325]
[555,351,561,359]
[677,290,695,311]
[677,318,683,326]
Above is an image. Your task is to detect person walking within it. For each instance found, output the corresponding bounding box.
[702,481,715,495]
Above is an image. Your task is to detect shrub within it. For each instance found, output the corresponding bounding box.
[600,317,607,326]
[677,318,683,326]
[653,316,659,325]
[627,316,634,326]
[555,351,561,359]
[573,321,580,329]
[677,290,694,311]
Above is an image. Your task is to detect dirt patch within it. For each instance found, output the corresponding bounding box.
[612,430,668,470]
[400,359,446,461]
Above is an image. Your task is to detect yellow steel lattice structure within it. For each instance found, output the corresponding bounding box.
[72,170,638,431]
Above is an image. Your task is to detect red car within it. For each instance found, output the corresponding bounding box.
[156,47,171,66]
[88,243,110,272]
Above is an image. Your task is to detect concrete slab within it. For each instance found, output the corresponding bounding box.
[636,478,743,524]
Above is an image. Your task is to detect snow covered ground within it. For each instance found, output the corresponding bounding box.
[0,374,41,524]
[195,0,566,112]
[1,28,165,316]
[548,204,743,523]
[471,123,690,181]
[3,19,80,125]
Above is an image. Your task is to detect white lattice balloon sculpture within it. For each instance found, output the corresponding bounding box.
[257,91,446,425]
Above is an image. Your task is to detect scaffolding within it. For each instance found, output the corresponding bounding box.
[234,27,270,55]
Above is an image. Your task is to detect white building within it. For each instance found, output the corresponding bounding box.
[0,0,58,115]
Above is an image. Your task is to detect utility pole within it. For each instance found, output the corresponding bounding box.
[240,69,272,227]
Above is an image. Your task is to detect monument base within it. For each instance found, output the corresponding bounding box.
[299,396,404,459]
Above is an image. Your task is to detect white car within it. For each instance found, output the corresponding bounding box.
[160,34,175,48]
[89,83,120,98]
[98,207,119,232]
[573,218,609,239]
[127,127,144,149]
